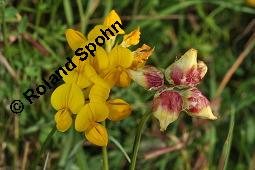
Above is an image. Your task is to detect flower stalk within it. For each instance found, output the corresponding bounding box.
[129,113,151,170]
[102,121,109,170]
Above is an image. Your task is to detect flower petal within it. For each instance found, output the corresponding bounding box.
[75,102,109,132]
[75,104,93,132]
[131,44,154,69]
[121,27,140,48]
[87,25,108,40]
[85,123,108,146]
[55,109,72,132]
[107,99,132,121]
[65,29,86,51]
[103,10,124,34]
[51,83,84,113]
[108,45,134,68]
[93,47,109,72]
[116,70,131,87]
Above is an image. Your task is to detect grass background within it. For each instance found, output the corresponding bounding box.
[1,0,255,169]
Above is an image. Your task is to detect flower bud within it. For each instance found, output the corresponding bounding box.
[182,87,217,120]
[107,99,132,121]
[165,49,207,88]
[128,66,164,90]
[85,123,108,146]
[152,90,183,131]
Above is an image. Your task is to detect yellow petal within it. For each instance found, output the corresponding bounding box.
[121,27,141,48]
[89,83,110,102]
[102,69,120,88]
[75,102,109,132]
[61,56,93,88]
[116,70,131,87]
[107,99,132,121]
[85,123,108,146]
[51,83,84,113]
[89,102,109,122]
[103,10,124,34]
[87,25,109,40]
[131,44,154,69]
[55,109,72,132]
[108,45,134,68]
[65,29,86,51]
[75,104,92,132]
[93,47,109,72]
[84,63,99,81]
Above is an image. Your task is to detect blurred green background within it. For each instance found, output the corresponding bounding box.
[1,0,255,169]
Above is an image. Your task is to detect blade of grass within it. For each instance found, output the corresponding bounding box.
[218,106,235,170]
[63,0,73,26]
[110,136,131,163]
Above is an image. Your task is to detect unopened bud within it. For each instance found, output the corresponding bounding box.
[152,90,183,131]
[165,49,207,88]
[182,87,217,120]
[128,66,164,90]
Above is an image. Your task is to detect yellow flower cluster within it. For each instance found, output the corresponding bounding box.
[50,10,153,146]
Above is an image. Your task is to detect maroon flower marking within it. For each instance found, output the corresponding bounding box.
[187,88,209,113]
[153,90,183,113]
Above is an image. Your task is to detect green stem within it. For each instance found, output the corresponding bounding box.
[129,113,151,170]
[102,121,109,170]
[32,126,57,170]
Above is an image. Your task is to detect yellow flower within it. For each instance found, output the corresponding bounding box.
[51,83,85,132]
[103,45,134,87]
[131,44,154,69]
[107,99,132,121]
[65,29,87,51]
[103,10,125,35]
[61,56,92,89]
[121,27,141,48]
[246,0,255,7]
[75,67,111,146]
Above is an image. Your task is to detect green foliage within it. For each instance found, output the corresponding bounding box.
[1,0,255,169]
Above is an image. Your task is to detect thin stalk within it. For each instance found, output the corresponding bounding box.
[32,126,57,170]
[102,121,109,170]
[129,113,151,170]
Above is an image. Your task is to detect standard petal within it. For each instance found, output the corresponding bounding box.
[107,99,132,121]
[54,109,72,132]
[94,47,109,72]
[103,10,124,34]
[65,29,86,51]
[85,123,108,146]
[51,83,84,113]
[87,25,107,40]
[108,46,134,68]
[89,84,110,102]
